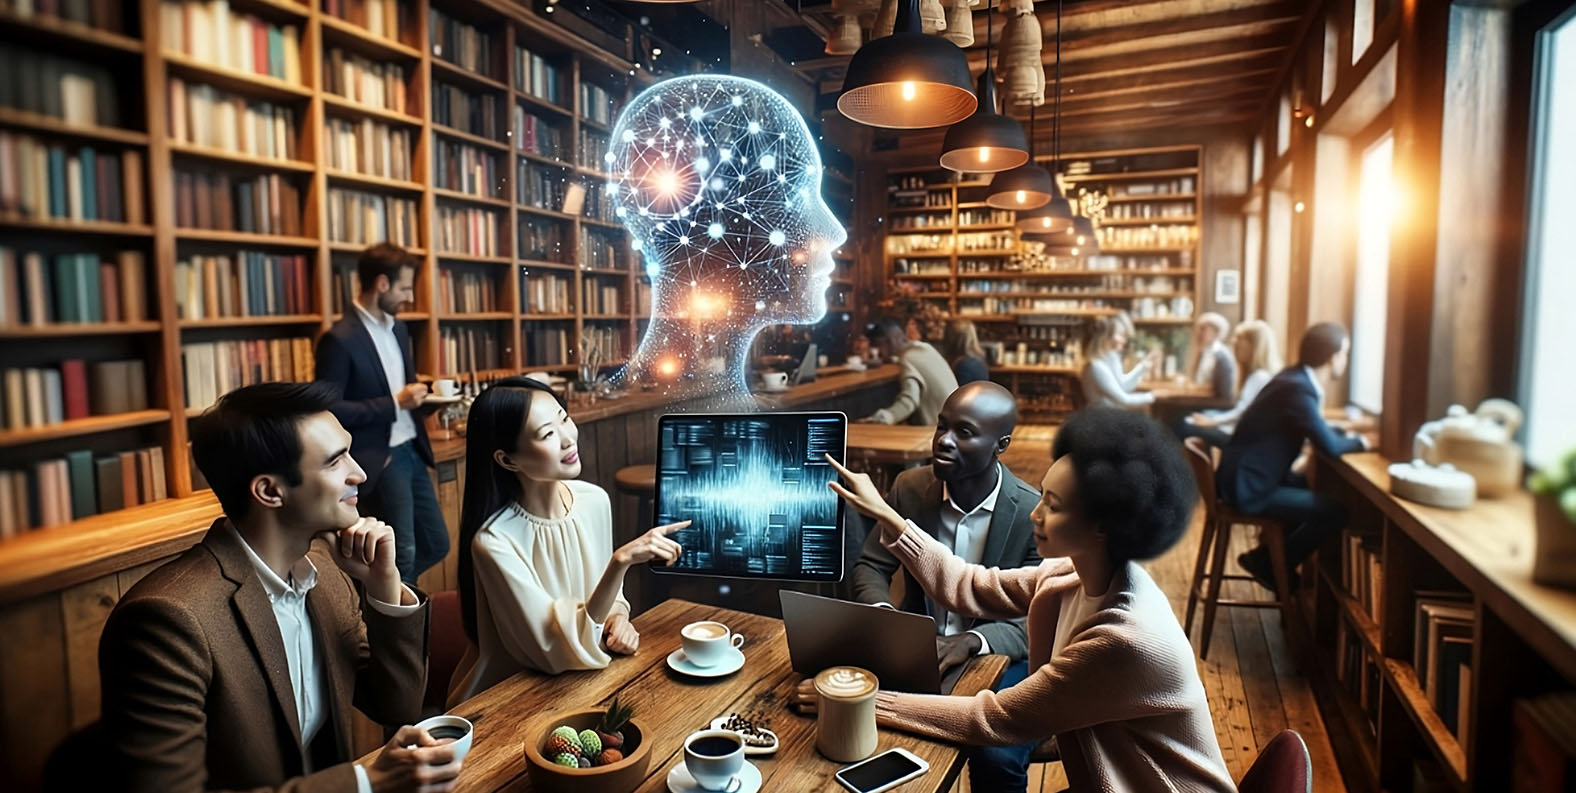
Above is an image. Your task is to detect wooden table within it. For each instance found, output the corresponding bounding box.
[394,599,1006,792]
[846,424,934,466]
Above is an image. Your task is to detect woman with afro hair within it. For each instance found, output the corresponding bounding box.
[815,407,1233,793]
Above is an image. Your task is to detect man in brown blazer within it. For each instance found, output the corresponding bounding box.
[98,382,464,793]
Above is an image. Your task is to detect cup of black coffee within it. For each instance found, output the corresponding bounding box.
[683,729,744,791]
[414,715,473,763]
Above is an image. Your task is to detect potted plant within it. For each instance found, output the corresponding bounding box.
[1530,450,1576,589]
[523,696,651,793]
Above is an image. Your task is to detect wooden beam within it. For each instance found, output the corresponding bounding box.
[1030,80,1273,114]
[967,35,1290,75]
[1058,61,1281,97]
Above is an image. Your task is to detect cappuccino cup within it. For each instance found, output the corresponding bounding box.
[680,621,744,668]
[413,714,473,763]
[761,371,789,390]
[683,729,745,791]
[434,378,458,397]
[815,666,878,763]
[845,355,866,371]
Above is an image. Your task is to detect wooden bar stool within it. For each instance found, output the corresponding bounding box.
[614,464,657,611]
[1180,438,1297,660]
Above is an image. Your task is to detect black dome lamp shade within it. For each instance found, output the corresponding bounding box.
[1073,214,1100,253]
[839,0,977,129]
[986,103,1055,209]
[939,3,1027,173]
[1017,194,1076,234]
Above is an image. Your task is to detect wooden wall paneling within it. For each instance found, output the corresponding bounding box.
[60,576,120,730]
[437,460,463,589]
[1201,137,1252,322]
[1305,134,1355,354]
[0,595,69,790]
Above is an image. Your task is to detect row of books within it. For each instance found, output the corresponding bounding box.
[580,82,618,127]
[428,7,497,79]
[168,77,298,162]
[160,0,303,85]
[582,322,627,362]
[434,205,501,258]
[524,325,568,366]
[436,268,497,314]
[1413,591,1473,744]
[323,0,401,41]
[174,252,312,320]
[0,445,168,537]
[174,169,304,236]
[0,49,120,128]
[582,181,612,221]
[0,0,127,33]
[2,359,148,429]
[521,272,570,314]
[437,324,502,376]
[433,139,502,198]
[323,48,410,116]
[513,106,565,159]
[180,336,313,410]
[330,266,359,315]
[1513,693,1576,792]
[516,163,568,211]
[581,279,622,315]
[326,116,413,181]
[1343,532,1383,624]
[578,127,609,170]
[514,47,564,106]
[0,249,146,325]
[326,186,418,247]
[1333,622,1382,740]
[580,227,621,271]
[518,216,567,261]
[0,133,144,224]
[434,81,501,141]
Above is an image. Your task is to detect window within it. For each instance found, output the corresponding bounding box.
[1354,0,1375,64]
[1322,16,1339,103]
[1520,7,1576,468]
[1277,90,1292,156]
[1251,134,1263,184]
[1350,133,1393,414]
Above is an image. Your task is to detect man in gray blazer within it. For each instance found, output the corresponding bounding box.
[849,380,1040,792]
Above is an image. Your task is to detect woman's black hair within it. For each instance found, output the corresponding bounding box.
[457,376,568,643]
[1051,407,1198,564]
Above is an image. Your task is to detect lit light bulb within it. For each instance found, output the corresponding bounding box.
[655,169,679,195]
[1015,190,1026,204]
[1039,217,1051,228]
[901,81,916,101]
[978,148,990,163]
[1294,201,1306,213]
[1071,247,1080,255]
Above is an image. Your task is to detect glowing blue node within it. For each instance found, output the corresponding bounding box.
[690,106,703,121]
[755,300,766,310]
[708,222,724,239]
[769,230,785,246]
[720,148,733,162]
[748,121,760,134]
[731,95,743,106]
[659,117,671,129]
[696,157,710,172]
[759,154,776,171]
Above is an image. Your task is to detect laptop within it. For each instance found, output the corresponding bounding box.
[789,343,818,386]
[781,590,963,694]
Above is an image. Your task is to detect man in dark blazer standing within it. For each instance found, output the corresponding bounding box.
[316,243,445,585]
[850,380,1041,793]
[1218,322,1370,591]
[99,382,461,793]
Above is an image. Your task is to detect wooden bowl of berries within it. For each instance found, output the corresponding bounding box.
[524,696,650,793]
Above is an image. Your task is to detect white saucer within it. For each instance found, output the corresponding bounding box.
[667,647,745,678]
[424,394,463,405]
[708,716,778,756]
[758,384,791,394]
[666,759,762,793]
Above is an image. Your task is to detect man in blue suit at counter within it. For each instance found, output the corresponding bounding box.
[1217,322,1370,593]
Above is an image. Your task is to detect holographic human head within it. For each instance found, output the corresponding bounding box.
[608,74,847,403]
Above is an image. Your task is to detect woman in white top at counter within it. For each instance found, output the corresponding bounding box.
[1177,319,1282,448]
[1080,313,1161,410]
[448,376,689,706]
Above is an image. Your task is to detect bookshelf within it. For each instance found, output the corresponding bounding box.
[0,0,666,541]
[882,145,1202,421]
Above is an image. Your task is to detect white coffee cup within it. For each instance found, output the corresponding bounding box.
[413,714,473,763]
[761,371,789,390]
[845,355,866,370]
[683,729,746,792]
[680,620,745,668]
[434,378,458,397]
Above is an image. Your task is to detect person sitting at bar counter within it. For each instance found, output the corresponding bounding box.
[1080,313,1161,410]
[806,408,1234,793]
[860,315,960,425]
[1218,321,1370,593]
[1177,318,1282,448]
[448,377,691,705]
[849,380,1042,792]
[1188,312,1238,400]
[942,319,992,385]
[98,382,459,793]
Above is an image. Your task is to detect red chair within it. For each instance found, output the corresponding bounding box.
[1238,730,1313,793]
[424,589,467,714]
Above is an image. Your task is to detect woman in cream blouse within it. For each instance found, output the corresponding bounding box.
[448,377,688,705]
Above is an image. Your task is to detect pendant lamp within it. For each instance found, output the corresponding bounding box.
[996,0,1040,107]
[827,0,867,55]
[942,0,975,46]
[840,0,977,129]
[920,0,947,33]
[1073,215,1101,253]
[874,0,898,38]
[986,103,1054,209]
[939,2,1027,173]
[1015,0,1074,231]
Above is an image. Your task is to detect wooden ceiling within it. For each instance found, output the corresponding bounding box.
[766,0,1314,149]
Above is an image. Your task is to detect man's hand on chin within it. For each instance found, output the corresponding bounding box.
[320,518,409,605]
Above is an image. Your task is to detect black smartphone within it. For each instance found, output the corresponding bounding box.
[834,748,930,793]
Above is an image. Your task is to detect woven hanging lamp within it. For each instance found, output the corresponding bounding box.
[920,0,947,33]
[942,0,975,46]
[996,0,1040,106]
[986,103,1054,209]
[839,0,976,129]
[939,2,1027,174]
[1017,0,1074,232]
[827,0,867,55]
[874,0,898,38]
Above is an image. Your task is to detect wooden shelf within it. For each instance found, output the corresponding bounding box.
[515,91,573,120]
[397,311,429,321]
[893,272,952,279]
[518,259,576,271]
[955,268,1197,278]
[578,114,611,132]
[325,170,424,193]
[162,52,313,102]
[328,241,426,256]
[438,312,512,320]
[954,250,1016,257]
[957,291,1193,299]
[517,204,578,223]
[1104,193,1197,203]
[432,124,510,152]
[956,223,1015,231]
[1321,569,1383,655]
[318,14,421,60]
[514,149,574,170]
[1064,167,1198,182]
[430,57,509,93]
[579,216,621,230]
[175,229,318,247]
[0,321,161,339]
[1132,316,1196,325]
[575,164,613,180]
[1099,216,1199,226]
[579,268,628,276]
[0,108,148,145]
[1099,246,1195,254]
[432,187,511,208]
[436,252,510,264]
[0,216,153,236]
[886,205,953,214]
[229,0,309,21]
[320,94,423,127]
[0,410,170,449]
[170,141,315,173]
[179,315,322,328]
[887,250,953,258]
[1384,659,1469,786]
[521,313,576,320]
[582,313,627,320]
[0,11,144,54]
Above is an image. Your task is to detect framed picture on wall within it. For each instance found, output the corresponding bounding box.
[1215,270,1241,304]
